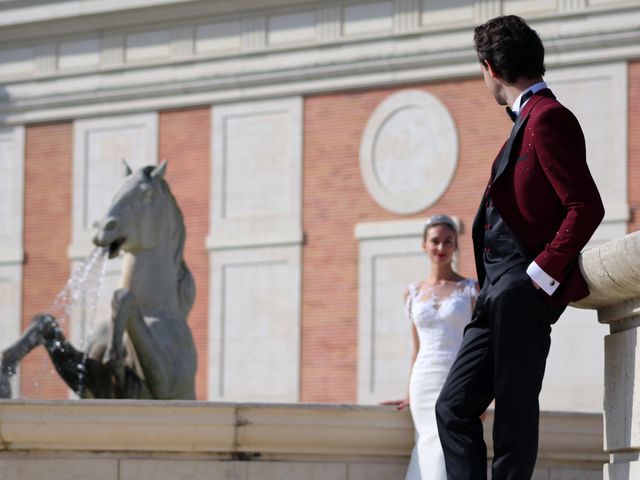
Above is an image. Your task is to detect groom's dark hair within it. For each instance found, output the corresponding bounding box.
[474,15,545,83]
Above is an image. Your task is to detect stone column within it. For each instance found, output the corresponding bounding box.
[574,231,640,478]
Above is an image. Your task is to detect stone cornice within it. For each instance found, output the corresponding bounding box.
[1,0,638,40]
[0,0,322,40]
[0,2,639,124]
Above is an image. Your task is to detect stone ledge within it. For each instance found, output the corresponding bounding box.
[0,401,413,456]
[0,400,604,462]
[0,401,606,480]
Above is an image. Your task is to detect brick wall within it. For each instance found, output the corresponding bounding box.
[159,106,211,400]
[18,66,632,403]
[629,61,640,233]
[21,122,73,399]
[301,78,511,402]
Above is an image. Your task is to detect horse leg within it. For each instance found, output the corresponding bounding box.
[110,289,174,399]
[0,313,115,399]
[109,289,147,398]
[0,314,56,398]
[39,316,116,398]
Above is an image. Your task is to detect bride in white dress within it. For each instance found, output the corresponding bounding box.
[383,215,478,480]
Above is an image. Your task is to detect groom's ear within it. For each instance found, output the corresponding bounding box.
[484,60,499,79]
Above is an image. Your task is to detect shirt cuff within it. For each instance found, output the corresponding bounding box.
[526,261,560,296]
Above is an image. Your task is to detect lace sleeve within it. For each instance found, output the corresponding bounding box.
[464,279,479,299]
[404,283,415,322]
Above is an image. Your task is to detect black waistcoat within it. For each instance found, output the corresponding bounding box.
[481,193,528,283]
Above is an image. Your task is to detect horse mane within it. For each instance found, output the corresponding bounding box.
[144,167,195,318]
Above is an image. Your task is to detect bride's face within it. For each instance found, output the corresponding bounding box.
[422,225,457,265]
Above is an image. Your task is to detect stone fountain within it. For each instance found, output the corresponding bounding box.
[0,160,197,400]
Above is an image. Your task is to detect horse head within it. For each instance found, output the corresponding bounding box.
[93,160,171,258]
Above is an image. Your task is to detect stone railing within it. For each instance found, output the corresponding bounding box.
[574,231,640,479]
[0,400,604,480]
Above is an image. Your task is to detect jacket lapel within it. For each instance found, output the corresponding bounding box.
[493,115,526,182]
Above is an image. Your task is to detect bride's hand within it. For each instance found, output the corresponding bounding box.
[380,397,410,411]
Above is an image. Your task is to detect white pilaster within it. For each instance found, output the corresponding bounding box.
[207,97,303,402]
[0,125,25,398]
[356,219,430,404]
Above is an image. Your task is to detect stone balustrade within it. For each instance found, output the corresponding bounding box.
[574,230,640,479]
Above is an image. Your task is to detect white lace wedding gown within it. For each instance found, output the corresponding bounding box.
[404,279,477,480]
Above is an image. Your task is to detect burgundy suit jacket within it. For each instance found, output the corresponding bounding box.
[472,89,605,306]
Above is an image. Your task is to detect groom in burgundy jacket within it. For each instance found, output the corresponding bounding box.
[435,15,604,479]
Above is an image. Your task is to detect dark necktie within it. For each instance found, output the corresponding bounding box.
[505,89,534,123]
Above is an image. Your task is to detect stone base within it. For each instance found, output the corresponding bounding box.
[0,456,407,480]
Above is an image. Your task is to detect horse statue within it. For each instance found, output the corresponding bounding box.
[0,160,197,399]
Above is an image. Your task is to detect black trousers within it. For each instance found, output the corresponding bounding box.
[435,267,565,480]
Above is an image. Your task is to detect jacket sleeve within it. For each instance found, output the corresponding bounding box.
[531,105,605,282]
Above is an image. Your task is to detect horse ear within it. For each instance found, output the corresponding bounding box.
[121,159,133,177]
[151,159,168,180]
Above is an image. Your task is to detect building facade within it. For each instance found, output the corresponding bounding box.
[0,0,638,411]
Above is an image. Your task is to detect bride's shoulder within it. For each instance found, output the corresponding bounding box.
[404,281,421,298]
[459,278,479,295]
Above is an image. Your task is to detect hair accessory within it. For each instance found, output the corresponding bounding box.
[424,214,457,233]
